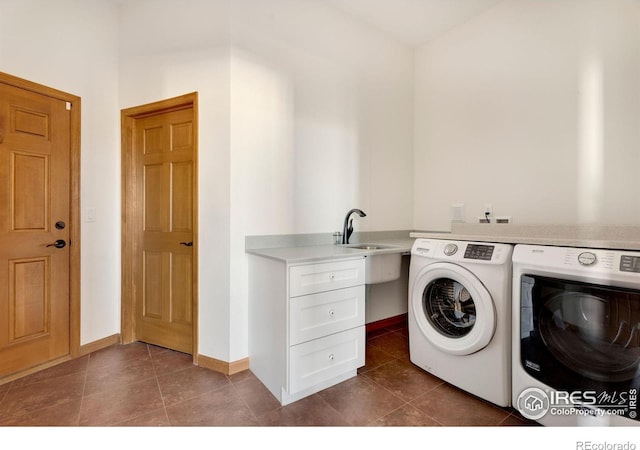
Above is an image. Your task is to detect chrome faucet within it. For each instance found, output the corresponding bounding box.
[342,208,367,244]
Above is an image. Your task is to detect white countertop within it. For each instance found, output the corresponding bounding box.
[246,225,640,263]
[410,224,640,251]
[246,238,415,263]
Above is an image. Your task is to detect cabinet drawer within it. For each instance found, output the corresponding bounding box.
[289,326,365,395]
[289,258,365,297]
[290,285,364,346]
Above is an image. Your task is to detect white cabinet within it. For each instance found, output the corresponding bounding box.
[289,285,363,345]
[289,326,364,394]
[289,259,365,297]
[248,255,366,406]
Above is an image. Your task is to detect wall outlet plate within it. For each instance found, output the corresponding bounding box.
[451,203,466,223]
[85,207,97,222]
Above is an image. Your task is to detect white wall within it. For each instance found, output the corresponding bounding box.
[413,0,640,231]
[0,0,121,345]
[0,0,413,364]
[229,0,414,235]
[118,0,233,360]
[228,0,414,360]
[118,0,414,362]
[12,0,637,367]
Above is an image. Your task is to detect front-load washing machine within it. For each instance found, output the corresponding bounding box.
[512,244,640,426]
[409,238,513,407]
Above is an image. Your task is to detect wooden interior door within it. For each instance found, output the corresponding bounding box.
[0,81,71,377]
[131,103,196,354]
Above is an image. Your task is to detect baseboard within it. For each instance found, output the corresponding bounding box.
[78,334,121,356]
[366,313,408,334]
[197,354,250,376]
[80,335,252,377]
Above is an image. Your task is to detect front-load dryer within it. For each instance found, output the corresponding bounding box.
[512,244,640,426]
[409,238,513,407]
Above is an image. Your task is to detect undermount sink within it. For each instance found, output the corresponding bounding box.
[344,243,402,284]
[347,243,395,250]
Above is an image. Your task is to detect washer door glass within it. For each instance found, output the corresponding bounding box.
[424,278,476,338]
[411,262,496,356]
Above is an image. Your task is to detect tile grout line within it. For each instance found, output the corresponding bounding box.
[313,390,357,426]
[358,362,430,426]
[148,344,172,426]
[75,353,92,426]
[0,381,12,405]
[361,328,453,426]
[0,381,14,422]
[226,375,264,426]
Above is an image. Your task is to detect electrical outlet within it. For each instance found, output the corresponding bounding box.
[477,216,491,224]
[495,216,512,224]
[451,203,466,223]
[85,207,97,223]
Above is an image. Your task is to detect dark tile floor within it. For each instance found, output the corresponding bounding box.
[0,323,535,427]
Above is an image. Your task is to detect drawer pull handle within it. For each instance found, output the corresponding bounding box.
[328,273,335,280]
[329,353,335,361]
[329,309,335,318]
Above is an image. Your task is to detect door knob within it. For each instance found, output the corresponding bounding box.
[47,239,67,249]
[180,241,193,247]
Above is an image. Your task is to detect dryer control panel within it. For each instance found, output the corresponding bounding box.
[513,244,640,284]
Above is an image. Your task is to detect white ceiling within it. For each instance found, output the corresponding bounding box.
[323,0,504,47]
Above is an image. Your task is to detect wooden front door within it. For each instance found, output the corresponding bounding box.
[0,77,77,378]
[122,94,198,355]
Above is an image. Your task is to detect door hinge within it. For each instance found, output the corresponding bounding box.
[66,102,71,111]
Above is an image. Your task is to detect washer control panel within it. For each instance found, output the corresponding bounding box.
[464,244,495,261]
[411,239,512,265]
[443,243,458,256]
[620,255,640,273]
